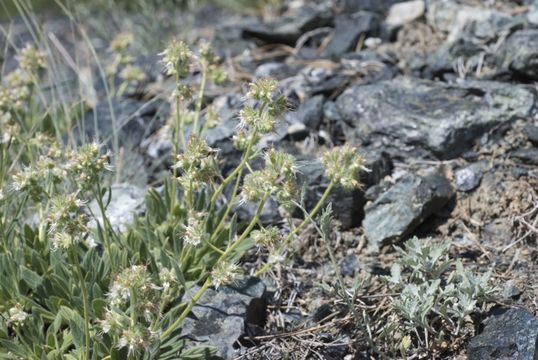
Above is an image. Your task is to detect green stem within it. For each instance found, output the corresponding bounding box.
[218,192,269,261]
[203,237,225,255]
[295,200,362,324]
[209,163,244,242]
[175,90,185,151]
[94,182,115,273]
[255,181,335,276]
[130,288,137,325]
[209,129,258,206]
[160,193,269,341]
[192,66,207,136]
[160,277,211,341]
[69,248,91,360]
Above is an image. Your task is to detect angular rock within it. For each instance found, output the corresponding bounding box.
[385,0,425,28]
[285,122,309,141]
[364,181,391,202]
[257,95,326,146]
[323,100,342,123]
[498,29,538,80]
[254,62,304,80]
[290,94,325,129]
[297,147,393,229]
[213,19,257,58]
[234,197,281,225]
[511,148,538,166]
[286,66,348,98]
[78,98,169,148]
[425,0,514,39]
[455,162,487,192]
[297,160,365,229]
[525,124,538,146]
[426,0,463,33]
[467,307,538,360]
[336,78,535,159]
[321,11,381,59]
[363,171,454,247]
[419,38,488,79]
[342,51,400,83]
[242,6,333,45]
[181,277,268,359]
[421,4,522,79]
[445,8,515,44]
[88,183,146,232]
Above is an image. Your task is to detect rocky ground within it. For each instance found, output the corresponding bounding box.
[2,0,538,358]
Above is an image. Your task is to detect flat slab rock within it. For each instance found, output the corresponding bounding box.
[363,171,454,247]
[181,277,267,359]
[336,77,535,159]
[468,307,538,360]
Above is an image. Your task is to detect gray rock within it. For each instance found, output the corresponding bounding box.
[254,62,304,80]
[78,98,169,148]
[254,95,325,147]
[312,303,333,322]
[511,148,538,166]
[321,12,381,59]
[234,197,281,225]
[525,124,538,146]
[297,147,392,229]
[335,78,535,159]
[340,0,407,14]
[421,4,523,79]
[467,307,538,360]
[364,181,391,201]
[88,183,146,232]
[297,160,365,229]
[425,0,462,32]
[385,0,425,28]
[420,38,487,79]
[455,162,487,192]
[181,277,268,359]
[363,171,453,247]
[242,5,333,45]
[259,95,325,145]
[499,29,538,80]
[204,94,244,174]
[446,9,515,44]
[426,1,515,39]
[528,5,538,26]
[212,17,258,58]
[290,95,325,129]
[340,255,359,277]
[285,122,309,141]
[95,54,163,98]
[288,66,348,98]
[323,100,342,123]
[502,282,522,300]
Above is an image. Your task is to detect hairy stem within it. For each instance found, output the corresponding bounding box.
[160,193,269,341]
[255,181,335,276]
[69,248,91,360]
